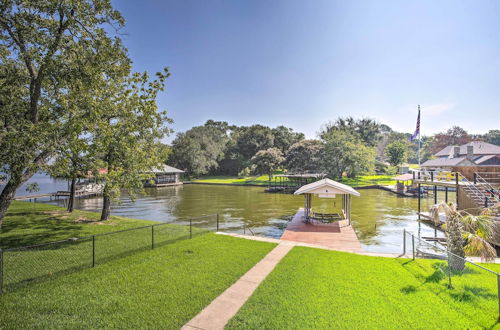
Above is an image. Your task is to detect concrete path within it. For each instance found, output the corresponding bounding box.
[218,232,400,258]
[182,243,293,330]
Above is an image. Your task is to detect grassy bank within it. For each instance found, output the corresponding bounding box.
[0,201,159,249]
[192,174,396,188]
[0,234,276,329]
[228,247,500,329]
[0,201,276,328]
[191,175,272,185]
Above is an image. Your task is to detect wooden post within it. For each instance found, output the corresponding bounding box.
[445,187,448,203]
[417,184,421,219]
[455,173,459,207]
[434,185,437,204]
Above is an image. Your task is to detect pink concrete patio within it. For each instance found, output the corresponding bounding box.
[280,209,363,253]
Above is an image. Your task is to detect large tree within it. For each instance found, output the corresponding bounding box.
[236,125,274,160]
[0,0,129,224]
[169,121,229,177]
[385,141,409,167]
[484,130,500,146]
[320,117,381,147]
[94,70,171,221]
[285,139,323,173]
[271,126,304,154]
[429,126,472,154]
[321,130,375,178]
[251,147,284,181]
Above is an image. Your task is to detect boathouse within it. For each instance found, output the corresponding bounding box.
[144,165,184,187]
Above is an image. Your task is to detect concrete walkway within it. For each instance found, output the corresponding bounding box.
[182,243,293,330]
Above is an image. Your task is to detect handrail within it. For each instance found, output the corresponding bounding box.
[413,169,495,207]
[475,172,500,203]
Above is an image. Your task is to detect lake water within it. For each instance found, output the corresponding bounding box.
[39,182,446,254]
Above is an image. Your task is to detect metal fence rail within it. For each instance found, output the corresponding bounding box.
[402,229,500,319]
[0,214,221,293]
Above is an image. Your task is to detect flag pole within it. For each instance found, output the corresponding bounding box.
[417,104,421,166]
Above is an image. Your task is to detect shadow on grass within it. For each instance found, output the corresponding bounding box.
[3,231,210,293]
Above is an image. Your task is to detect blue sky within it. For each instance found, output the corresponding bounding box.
[113,0,500,140]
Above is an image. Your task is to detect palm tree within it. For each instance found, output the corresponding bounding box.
[430,202,499,270]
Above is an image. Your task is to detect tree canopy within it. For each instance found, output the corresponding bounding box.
[0,0,130,223]
[285,140,323,173]
[321,130,375,178]
[385,141,409,167]
[251,147,284,181]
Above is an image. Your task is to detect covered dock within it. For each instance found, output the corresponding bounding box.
[280,178,362,252]
[267,172,325,193]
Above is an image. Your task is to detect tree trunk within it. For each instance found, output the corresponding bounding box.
[446,214,466,271]
[0,169,36,226]
[100,192,111,221]
[0,179,19,227]
[67,177,76,212]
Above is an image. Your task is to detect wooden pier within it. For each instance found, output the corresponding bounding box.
[280,209,362,253]
[14,190,102,201]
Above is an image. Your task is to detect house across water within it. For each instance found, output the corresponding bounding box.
[144,165,184,187]
[421,141,500,170]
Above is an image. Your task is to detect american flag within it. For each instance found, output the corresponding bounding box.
[409,106,420,142]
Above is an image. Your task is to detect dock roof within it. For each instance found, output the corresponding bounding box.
[294,178,360,196]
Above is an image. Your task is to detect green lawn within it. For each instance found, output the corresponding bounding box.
[193,174,397,187]
[0,233,276,329]
[0,201,275,329]
[340,174,396,187]
[191,175,273,185]
[0,201,159,249]
[227,247,500,329]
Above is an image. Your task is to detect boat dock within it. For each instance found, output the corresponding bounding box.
[14,190,102,201]
[280,209,362,253]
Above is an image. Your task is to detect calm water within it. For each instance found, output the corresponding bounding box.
[42,183,447,253]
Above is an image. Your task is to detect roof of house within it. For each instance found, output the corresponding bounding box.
[474,154,498,164]
[421,157,470,167]
[149,165,184,174]
[294,178,360,196]
[435,141,500,157]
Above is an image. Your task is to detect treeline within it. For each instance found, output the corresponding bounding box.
[169,119,500,179]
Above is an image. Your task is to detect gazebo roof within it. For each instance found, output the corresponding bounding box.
[294,178,360,196]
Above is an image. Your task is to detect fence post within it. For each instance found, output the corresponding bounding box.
[92,235,95,267]
[474,172,477,184]
[189,219,192,239]
[403,229,406,255]
[497,274,500,318]
[412,235,415,260]
[216,214,219,232]
[485,197,489,208]
[151,225,155,249]
[447,251,452,289]
[0,248,3,295]
[430,171,434,182]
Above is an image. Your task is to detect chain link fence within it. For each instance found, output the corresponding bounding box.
[402,229,500,322]
[0,214,219,293]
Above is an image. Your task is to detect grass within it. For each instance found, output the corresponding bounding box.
[339,174,396,187]
[0,201,159,249]
[191,174,272,185]
[193,174,397,187]
[227,247,500,329]
[0,233,276,329]
[0,201,276,328]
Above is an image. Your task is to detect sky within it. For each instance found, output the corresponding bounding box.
[112,0,500,140]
